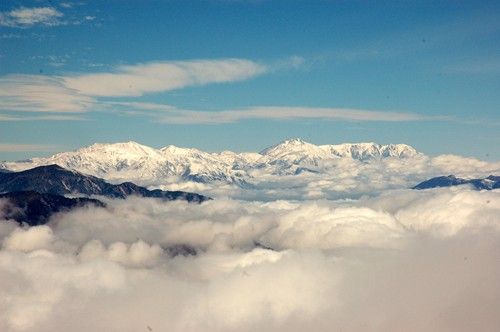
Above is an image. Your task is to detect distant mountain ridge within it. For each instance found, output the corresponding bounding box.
[0,191,104,226]
[0,139,421,186]
[413,175,500,190]
[0,164,210,202]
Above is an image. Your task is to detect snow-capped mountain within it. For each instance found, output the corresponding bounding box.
[2,138,499,200]
[0,138,420,186]
[261,138,417,160]
[259,138,418,169]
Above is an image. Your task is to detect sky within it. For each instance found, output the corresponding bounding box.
[0,0,499,161]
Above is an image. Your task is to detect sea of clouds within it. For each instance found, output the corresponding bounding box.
[1,185,499,332]
[156,153,500,201]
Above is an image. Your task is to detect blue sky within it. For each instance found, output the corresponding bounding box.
[0,0,499,161]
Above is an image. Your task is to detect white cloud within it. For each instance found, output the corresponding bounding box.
[3,226,54,252]
[149,153,499,202]
[166,106,434,123]
[110,102,437,124]
[46,189,500,251]
[0,188,499,331]
[0,59,267,116]
[1,57,432,124]
[63,59,268,97]
[0,75,94,113]
[0,7,64,28]
[79,240,163,268]
[59,3,73,9]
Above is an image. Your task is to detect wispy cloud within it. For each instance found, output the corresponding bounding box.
[0,58,268,117]
[29,54,70,67]
[111,102,441,124]
[0,143,61,152]
[0,7,64,28]
[0,58,448,125]
[0,75,95,113]
[63,59,268,97]
[59,3,73,9]
[0,113,85,121]
[0,33,22,39]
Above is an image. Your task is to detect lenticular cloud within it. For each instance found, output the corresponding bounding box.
[1,187,499,332]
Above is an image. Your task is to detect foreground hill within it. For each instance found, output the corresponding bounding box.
[0,191,104,226]
[0,164,210,202]
[413,175,500,190]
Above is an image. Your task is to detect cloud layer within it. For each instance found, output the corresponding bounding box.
[156,153,500,201]
[0,187,499,331]
[0,59,267,116]
[0,58,439,124]
[0,75,94,113]
[112,103,434,124]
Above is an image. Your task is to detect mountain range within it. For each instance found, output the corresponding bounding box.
[1,142,497,225]
[0,164,209,202]
[413,175,500,190]
[0,138,421,186]
[0,164,209,225]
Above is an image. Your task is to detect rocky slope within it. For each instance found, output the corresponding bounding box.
[0,191,104,226]
[413,175,500,190]
[0,164,210,202]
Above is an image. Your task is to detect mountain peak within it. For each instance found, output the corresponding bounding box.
[282,138,309,145]
[87,141,152,151]
[75,141,161,159]
[1,139,424,187]
[160,145,202,156]
[259,138,315,155]
[34,164,66,171]
[18,164,79,175]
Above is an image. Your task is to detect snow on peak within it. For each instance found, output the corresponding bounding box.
[259,139,419,161]
[82,141,159,157]
[160,145,204,157]
[325,142,419,160]
[282,137,308,145]
[1,139,423,186]
[259,138,316,156]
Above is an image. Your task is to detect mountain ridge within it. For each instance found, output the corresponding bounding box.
[413,175,500,190]
[0,190,105,226]
[0,164,210,202]
[0,139,421,186]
